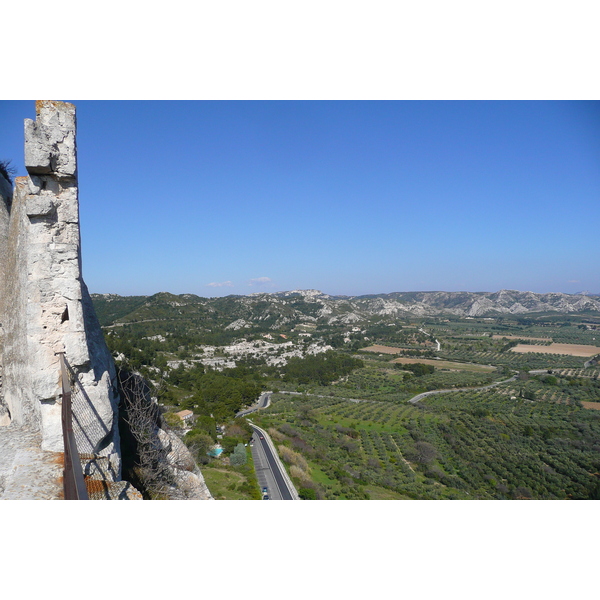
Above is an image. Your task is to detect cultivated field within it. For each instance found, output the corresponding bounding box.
[581,402,600,411]
[510,343,600,357]
[491,335,552,342]
[390,357,496,372]
[362,344,405,354]
[256,386,600,499]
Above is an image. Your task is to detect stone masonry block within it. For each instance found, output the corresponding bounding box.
[25,195,55,218]
[24,101,77,178]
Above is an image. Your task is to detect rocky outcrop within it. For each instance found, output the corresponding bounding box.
[350,290,600,318]
[93,289,600,332]
[0,101,120,461]
[157,426,213,499]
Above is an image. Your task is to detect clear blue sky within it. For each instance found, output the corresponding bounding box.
[2,100,599,297]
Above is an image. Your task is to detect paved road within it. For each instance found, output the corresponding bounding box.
[235,393,299,500]
[249,423,298,500]
[407,361,599,404]
[236,392,272,418]
[278,390,365,403]
[408,375,518,404]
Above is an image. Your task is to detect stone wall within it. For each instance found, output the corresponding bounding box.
[0,101,121,458]
[0,171,13,426]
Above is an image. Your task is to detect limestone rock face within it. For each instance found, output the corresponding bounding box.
[0,101,120,459]
[157,425,213,499]
[158,427,196,472]
[172,468,214,500]
[24,101,77,178]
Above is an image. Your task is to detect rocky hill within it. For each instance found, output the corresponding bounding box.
[92,289,600,331]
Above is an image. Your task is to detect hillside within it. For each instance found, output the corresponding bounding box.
[90,288,600,501]
[92,289,600,330]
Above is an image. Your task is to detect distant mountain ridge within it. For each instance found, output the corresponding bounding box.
[91,289,600,329]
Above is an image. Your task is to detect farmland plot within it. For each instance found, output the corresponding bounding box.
[391,357,496,372]
[491,335,552,342]
[254,380,600,500]
[362,345,406,354]
[510,343,600,357]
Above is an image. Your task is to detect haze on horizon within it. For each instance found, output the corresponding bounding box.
[2,100,599,298]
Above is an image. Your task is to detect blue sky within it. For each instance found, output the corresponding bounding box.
[2,100,599,297]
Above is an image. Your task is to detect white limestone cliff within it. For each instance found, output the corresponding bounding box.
[0,101,120,459]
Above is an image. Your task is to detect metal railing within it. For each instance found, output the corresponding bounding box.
[57,352,89,500]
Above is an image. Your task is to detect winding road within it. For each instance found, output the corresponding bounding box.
[235,392,300,500]
[236,391,272,417]
[408,375,518,404]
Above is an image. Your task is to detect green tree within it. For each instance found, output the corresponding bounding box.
[163,412,183,429]
[229,443,247,466]
[184,431,214,464]
[299,488,317,500]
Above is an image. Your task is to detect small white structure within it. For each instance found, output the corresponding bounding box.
[175,409,194,423]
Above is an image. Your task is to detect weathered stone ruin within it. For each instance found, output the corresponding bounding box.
[0,101,211,499]
[0,101,135,498]
[0,100,121,456]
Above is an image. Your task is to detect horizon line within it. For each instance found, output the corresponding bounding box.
[90,288,600,299]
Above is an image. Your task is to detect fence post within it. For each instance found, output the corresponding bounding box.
[57,352,89,500]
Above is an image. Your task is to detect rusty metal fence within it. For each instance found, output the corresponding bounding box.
[57,352,89,500]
